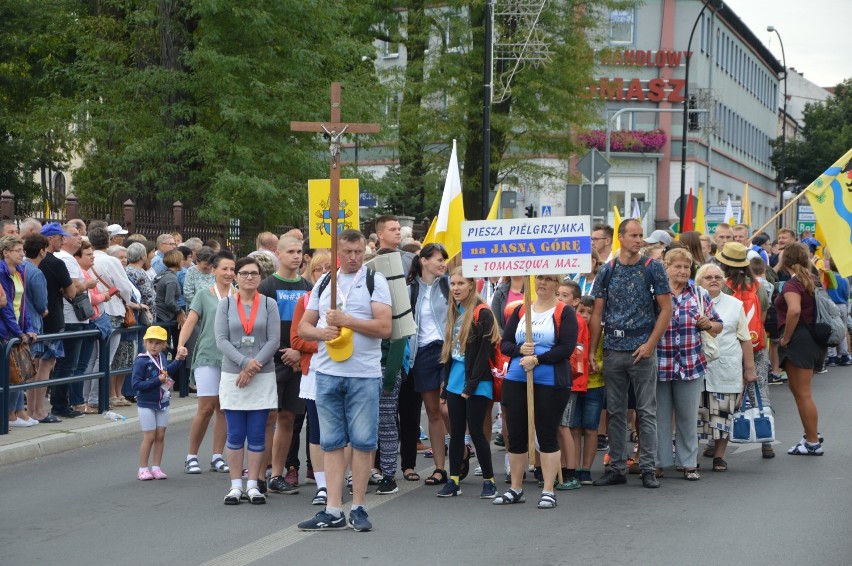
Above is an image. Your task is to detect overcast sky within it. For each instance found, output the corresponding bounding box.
[724,0,849,88]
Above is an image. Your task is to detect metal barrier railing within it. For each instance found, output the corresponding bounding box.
[0,319,188,435]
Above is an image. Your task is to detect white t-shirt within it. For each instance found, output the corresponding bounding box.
[55,250,83,325]
[307,267,392,378]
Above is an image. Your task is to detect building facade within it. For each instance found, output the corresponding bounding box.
[585,0,783,234]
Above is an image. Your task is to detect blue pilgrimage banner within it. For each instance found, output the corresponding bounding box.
[461,216,592,278]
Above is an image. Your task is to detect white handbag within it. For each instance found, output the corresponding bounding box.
[695,288,720,362]
[731,385,775,444]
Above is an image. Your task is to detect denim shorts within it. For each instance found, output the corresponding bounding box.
[37,339,64,361]
[315,372,380,452]
[570,386,607,430]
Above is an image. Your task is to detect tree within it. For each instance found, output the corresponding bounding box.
[771,77,852,188]
[360,0,617,220]
[63,0,385,226]
[0,0,79,207]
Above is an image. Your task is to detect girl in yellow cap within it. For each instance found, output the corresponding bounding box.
[132,325,186,480]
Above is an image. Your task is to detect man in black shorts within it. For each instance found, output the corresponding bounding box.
[258,236,311,494]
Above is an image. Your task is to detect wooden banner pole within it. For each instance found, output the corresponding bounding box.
[747,190,806,244]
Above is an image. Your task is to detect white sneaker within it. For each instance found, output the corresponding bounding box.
[474,466,483,476]
[26,417,39,425]
[369,469,382,485]
[9,418,33,428]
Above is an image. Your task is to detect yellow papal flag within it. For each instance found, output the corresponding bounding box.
[427,139,466,258]
[694,187,706,234]
[742,183,751,225]
[487,185,503,221]
[307,179,360,248]
[612,205,622,253]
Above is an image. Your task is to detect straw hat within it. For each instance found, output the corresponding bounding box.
[715,242,750,268]
[325,327,354,362]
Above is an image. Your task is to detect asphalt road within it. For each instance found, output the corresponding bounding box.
[3,367,852,566]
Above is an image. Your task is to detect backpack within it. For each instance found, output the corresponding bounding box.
[600,257,660,318]
[409,276,450,312]
[728,280,766,352]
[473,304,510,380]
[315,268,375,303]
[763,280,783,339]
[812,286,846,347]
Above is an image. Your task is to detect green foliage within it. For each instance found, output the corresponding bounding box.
[0,0,78,203]
[771,78,852,187]
[2,0,616,225]
[59,0,385,225]
[358,0,611,220]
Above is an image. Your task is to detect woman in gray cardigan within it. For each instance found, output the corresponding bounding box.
[215,256,280,505]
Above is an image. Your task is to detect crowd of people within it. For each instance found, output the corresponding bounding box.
[3,213,843,532]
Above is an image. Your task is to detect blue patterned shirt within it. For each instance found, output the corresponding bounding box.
[591,257,671,351]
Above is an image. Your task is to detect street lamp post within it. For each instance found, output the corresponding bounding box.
[679,0,719,224]
[767,25,787,232]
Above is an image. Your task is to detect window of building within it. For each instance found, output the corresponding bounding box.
[609,8,634,45]
[380,39,399,59]
[614,111,635,131]
[382,92,402,126]
[445,13,468,52]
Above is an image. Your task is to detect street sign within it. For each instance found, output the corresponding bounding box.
[673,194,698,219]
[541,205,552,217]
[500,190,517,209]
[798,203,815,221]
[461,217,592,277]
[576,149,611,184]
[797,221,816,234]
[359,191,378,207]
[565,183,608,218]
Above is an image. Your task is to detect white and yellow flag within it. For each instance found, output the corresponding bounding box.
[425,139,466,258]
[724,196,737,225]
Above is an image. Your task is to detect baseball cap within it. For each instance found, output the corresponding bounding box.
[143,326,168,342]
[325,326,354,362]
[108,223,129,237]
[40,222,70,237]
[801,237,821,253]
[644,230,673,245]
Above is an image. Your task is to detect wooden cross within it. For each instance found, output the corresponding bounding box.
[291,82,380,305]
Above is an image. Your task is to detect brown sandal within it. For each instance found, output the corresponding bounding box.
[712,457,728,472]
[424,469,447,485]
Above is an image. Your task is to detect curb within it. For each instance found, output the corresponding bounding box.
[0,405,197,467]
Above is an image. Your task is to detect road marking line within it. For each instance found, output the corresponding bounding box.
[199,465,437,566]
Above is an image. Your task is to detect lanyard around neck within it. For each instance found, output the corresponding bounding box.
[336,267,364,309]
[237,292,261,335]
[212,284,233,301]
[147,352,164,373]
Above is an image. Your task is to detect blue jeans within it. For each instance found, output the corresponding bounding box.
[570,386,607,430]
[51,323,90,411]
[603,350,659,473]
[315,372,380,452]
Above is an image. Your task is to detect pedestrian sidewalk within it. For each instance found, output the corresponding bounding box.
[0,395,198,467]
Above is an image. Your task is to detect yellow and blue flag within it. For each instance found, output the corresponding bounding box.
[804,147,852,277]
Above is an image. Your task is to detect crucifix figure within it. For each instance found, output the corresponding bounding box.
[291,82,380,305]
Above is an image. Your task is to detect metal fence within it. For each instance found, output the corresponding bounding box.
[0,320,187,436]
